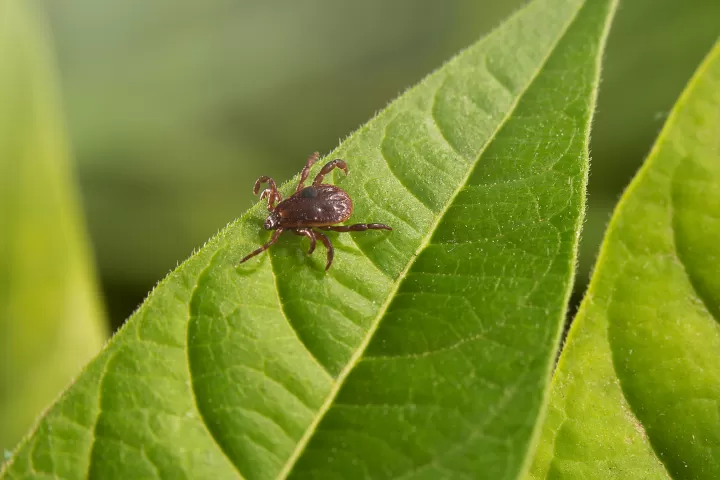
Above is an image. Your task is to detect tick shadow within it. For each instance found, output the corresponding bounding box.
[326,230,393,253]
[235,226,392,277]
[235,232,321,276]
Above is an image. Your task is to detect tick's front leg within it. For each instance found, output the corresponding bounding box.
[253,176,282,210]
[239,229,284,265]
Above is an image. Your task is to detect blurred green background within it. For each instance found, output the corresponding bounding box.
[1,0,718,456]
[42,0,719,328]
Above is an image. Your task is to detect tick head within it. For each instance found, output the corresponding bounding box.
[263,211,280,230]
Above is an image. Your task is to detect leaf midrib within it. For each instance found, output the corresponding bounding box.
[274,3,587,478]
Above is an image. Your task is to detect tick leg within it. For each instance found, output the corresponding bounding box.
[314,230,334,271]
[253,176,282,210]
[312,159,348,186]
[293,228,317,255]
[318,223,392,232]
[295,152,320,193]
[239,229,284,265]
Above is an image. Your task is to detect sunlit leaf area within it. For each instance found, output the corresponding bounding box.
[1,0,718,478]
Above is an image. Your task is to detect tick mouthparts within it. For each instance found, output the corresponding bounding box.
[263,213,280,230]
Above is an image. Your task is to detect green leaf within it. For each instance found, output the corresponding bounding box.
[0,1,107,456]
[529,40,720,479]
[1,0,615,477]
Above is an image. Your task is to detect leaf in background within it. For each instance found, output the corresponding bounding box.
[0,0,107,457]
[1,0,615,477]
[578,0,720,289]
[46,0,526,294]
[530,40,720,479]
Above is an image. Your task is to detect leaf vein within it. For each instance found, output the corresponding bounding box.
[274,1,586,475]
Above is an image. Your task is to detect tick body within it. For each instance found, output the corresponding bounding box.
[239,152,392,270]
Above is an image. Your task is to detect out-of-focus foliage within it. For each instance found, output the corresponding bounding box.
[41,1,719,326]
[531,40,720,479]
[0,0,106,454]
[1,0,717,474]
[2,0,615,475]
[581,0,720,290]
[42,0,523,327]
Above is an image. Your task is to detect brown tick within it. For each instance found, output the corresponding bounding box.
[239,152,392,270]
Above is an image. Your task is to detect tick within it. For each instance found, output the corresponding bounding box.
[239,152,392,270]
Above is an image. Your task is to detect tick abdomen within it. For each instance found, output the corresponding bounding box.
[277,184,353,228]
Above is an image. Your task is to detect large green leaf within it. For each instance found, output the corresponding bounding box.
[0,0,107,456]
[1,0,616,477]
[530,40,720,479]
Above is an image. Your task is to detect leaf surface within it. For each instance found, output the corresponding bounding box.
[530,40,720,480]
[0,0,106,456]
[2,0,615,477]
